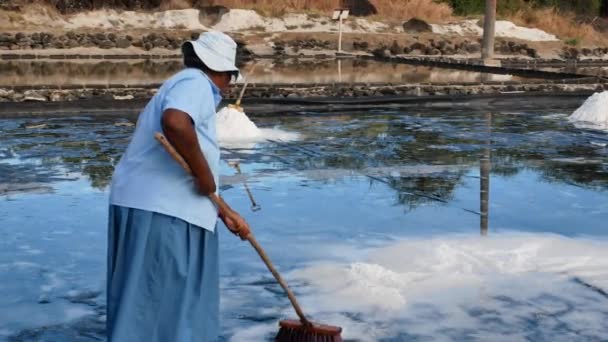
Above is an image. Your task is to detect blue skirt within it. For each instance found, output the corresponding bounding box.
[106,205,219,342]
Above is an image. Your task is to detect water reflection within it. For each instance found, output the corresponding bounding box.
[480,113,492,236]
[1,109,606,200]
[229,161,262,212]
[0,116,133,193]
[1,108,608,341]
[0,60,179,87]
[0,59,536,87]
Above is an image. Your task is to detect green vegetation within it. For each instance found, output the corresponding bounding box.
[440,0,604,17]
[565,38,580,46]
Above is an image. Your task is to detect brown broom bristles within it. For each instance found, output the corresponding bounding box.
[276,319,342,342]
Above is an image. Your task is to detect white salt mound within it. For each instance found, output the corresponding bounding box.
[211,9,387,33]
[212,9,270,32]
[216,107,299,147]
[569,91,608,130]
[431,19,558,42]
[216,106,262,142]
[65,9,206,30]
[494,20,558,41]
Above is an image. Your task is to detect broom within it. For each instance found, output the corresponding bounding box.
[154,132,343,341]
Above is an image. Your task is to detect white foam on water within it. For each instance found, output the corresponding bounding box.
[540,113,568,120]
[10,261,39,269]
[569,91,608,130]
[18,245,43,255]
[40,272,65,293]
[216,107,299,148]
[269,233,608,341]
[64,306,95,321]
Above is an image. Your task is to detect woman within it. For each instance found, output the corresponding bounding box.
[107,31,251,341]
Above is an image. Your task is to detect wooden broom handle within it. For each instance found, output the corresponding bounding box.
[153,132,311,326]
[235,63,257,106]
[246,235,311,326]
[155,132,192,172]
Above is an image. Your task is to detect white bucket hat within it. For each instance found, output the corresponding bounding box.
[187,31,241,81]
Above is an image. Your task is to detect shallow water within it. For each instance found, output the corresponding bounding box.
[1,106,607,341]
[0,59,537,87]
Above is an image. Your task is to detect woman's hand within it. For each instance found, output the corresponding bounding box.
[208,193,251,240]
[220,209,251,240]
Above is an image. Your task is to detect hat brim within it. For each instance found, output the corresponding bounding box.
[189,40,243,82]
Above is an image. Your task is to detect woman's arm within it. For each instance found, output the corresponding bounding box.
[161,108,216,195]
[161,108,251,239]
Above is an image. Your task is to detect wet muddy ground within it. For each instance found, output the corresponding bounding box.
[1,104,607,341]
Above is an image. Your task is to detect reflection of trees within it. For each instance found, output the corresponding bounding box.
[270,114,476,209]
[387,172,466,211]
[540,161,608,190]
[2,109,607,199]
[61,143,123,190]
[269,111,607,213]
[492,144,608,189]
[84,164,115,189]
[3,119,131,191]
[488,157,519,177]
[479,114,608,189]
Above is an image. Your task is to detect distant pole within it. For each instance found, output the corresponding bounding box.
[332,9,348,54]
[338,16,343,52]
[482,0,497,62]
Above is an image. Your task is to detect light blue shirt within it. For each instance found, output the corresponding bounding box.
[110,68,222,232]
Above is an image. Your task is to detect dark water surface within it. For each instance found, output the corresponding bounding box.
[1,105,607,341]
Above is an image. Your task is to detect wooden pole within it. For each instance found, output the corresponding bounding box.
[482,0,497,63]
[338,15,343,52]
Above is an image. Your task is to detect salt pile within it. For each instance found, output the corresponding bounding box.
[569,91,608,130]
[216,106,299,147]
[291,233,608,311]
[278,233,608,341]
[65,9,206,30]
[216,106,262,142]
[431,19,558,41]
[211,9,387,33]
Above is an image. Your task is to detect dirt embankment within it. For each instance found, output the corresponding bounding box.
[1,5,606,62]
[0,4,606,67]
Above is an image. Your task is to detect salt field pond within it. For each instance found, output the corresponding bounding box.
[0,58,537,88]
[1,102,608,341]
